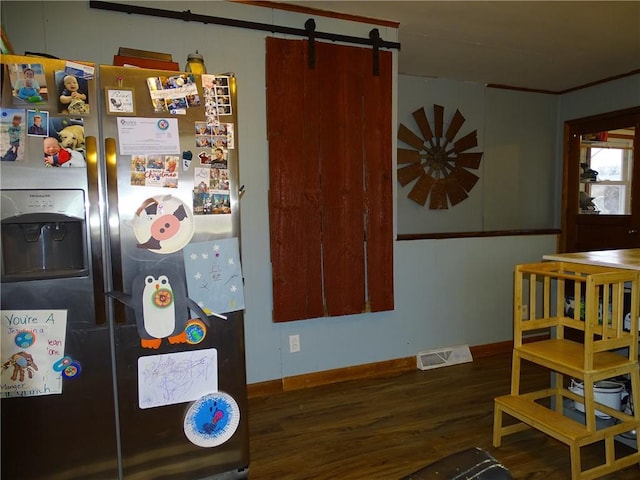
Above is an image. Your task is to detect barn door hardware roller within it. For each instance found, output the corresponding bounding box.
[305,18,316,69]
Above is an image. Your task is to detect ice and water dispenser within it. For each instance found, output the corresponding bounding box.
[1,189,88,281]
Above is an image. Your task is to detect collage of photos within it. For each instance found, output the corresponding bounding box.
[194,121,234,150]
[7,62,92,115]
[192,147,231,216]
[188,73,236,216]
[1,106,87,168]
[202,74,232,119]
[2,59,235,215]
[130,154,179,188]
[147,74,201,114]
[2,61,92,167]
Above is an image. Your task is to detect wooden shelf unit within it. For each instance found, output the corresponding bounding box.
[493,261,640,480]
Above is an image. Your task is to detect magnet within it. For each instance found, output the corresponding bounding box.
[52,356,73,372]
[61,360,81,379]
[182,150,193,171]
[184,319,207,345]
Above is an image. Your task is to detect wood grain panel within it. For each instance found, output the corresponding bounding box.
[248,352,640,479]
[318,41,366,316]
[267,37,324,322]
[363,49,394,312]
[267,37,394,322]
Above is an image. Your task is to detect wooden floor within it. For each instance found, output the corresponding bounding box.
[248,352,640,479]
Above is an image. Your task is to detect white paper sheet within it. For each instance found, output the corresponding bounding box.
[138,348,218,409]
[117,117,180,155]
[1,310,67,398]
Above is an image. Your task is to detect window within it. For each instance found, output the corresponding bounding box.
[579,129,634,215]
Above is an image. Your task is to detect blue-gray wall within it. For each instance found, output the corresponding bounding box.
[2,1,638,384]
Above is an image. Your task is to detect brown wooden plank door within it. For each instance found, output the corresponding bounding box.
[266,37,393,322]
[267,37,324,322]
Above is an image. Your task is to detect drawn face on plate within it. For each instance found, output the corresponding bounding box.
[132,195,195,254]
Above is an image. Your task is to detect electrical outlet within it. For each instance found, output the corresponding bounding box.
[522,304,529,320]
[289,334,300,353]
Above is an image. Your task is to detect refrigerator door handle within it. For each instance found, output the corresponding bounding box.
[86,136,107,325]
[105,137,126,324]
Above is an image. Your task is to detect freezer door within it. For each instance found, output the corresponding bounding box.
[0,55,119,480]
[1,278,120,480]
[99,65,248,479]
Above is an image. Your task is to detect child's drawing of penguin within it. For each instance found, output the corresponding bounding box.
[108,265,210,349]
[142,274,176,341]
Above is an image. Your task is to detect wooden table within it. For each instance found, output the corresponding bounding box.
[543,248,640,271]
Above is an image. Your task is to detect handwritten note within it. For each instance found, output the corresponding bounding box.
[1,310,67,398]
[138,349,218,409]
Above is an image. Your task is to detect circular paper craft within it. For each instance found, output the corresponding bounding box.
[184,392,240,448]
[15,330,36,348]
[184,319,207,345]
[132,195,195,254]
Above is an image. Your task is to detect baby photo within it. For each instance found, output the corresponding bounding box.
[7,63,47,104]
[43,117,86,168]
[55,70,90,115]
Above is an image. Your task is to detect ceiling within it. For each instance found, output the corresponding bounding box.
[279,1,640,93]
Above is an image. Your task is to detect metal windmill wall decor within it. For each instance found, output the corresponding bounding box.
[397,104,483,209]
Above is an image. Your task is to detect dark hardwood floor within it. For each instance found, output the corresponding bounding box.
[248,352,640,479]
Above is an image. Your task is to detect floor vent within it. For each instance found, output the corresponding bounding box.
[416,344,473,371]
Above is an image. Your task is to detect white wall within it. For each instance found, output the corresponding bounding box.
[3,1,636,385]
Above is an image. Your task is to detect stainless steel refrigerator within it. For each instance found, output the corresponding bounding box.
[0,54,249,480]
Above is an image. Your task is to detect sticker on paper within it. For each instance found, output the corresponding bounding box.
[1,310,67,398]
[183,391,240,447]
[138,348,217,409]
[183,238,245,315]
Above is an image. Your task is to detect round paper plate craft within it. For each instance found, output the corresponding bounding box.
[132,194,195,254]
[184,392,240,448]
